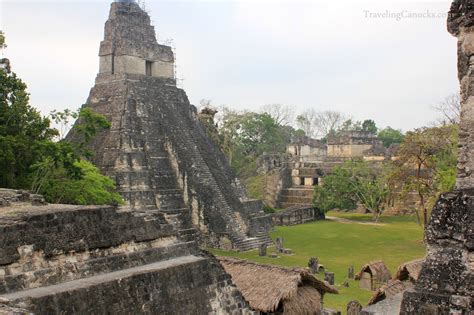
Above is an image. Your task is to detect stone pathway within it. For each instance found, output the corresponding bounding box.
[325,216,386,226]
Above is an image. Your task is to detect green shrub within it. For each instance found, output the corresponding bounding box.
[39,159,123,206]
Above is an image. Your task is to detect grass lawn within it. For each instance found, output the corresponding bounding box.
[210,211,426,314]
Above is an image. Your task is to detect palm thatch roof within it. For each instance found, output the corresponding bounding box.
[355,260,391,282]
[218,257,338,313]
[367,280,411,305]
[394,258,424,282]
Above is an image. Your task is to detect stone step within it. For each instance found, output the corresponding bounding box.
[280,196,313,203]
[280,202,313,209]
[1,255,206,306]
[233,236,273,252]
[0,241,197,295]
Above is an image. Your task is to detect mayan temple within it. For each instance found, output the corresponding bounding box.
[75,0,272,251]
[400,0,473,314]
[0,0,275,313]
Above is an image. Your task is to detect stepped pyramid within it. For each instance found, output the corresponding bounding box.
[0,1,271,313]
[75,0,272,251]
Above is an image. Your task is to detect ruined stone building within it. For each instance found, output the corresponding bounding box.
[0,0,274,313]
[264,133,391,209]
[400,1,474,313]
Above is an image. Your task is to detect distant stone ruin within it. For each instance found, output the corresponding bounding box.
[69,0,272,251]
[400,1,474,313]
[264,133,395,210]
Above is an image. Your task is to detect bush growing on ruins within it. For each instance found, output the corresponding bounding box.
[37,159,123,205]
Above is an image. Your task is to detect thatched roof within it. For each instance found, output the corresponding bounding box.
[394,258,424,282]
[218,257,338,313]
[367,280,410,305]
[355,260,391,282]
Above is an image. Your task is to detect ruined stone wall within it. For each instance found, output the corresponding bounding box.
[264,166,292,208]
[0,203,250,314]
[400,1,474,313]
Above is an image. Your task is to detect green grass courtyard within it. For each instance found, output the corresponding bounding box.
[210,211,426,313]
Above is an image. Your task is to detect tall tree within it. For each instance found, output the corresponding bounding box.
[313,160,391,221]
[362,119,378,134]
[261,104,294,126]
[432,93,461,125]
[0,56,58,188]
[296,109,345,139]
[394,125,458,227]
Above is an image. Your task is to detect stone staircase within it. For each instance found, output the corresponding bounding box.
[232,232,274,252]
[139,81,262,247]
[280,187,314,209]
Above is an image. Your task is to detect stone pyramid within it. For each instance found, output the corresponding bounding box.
[76,0,272,251]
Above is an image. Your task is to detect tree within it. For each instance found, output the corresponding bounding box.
[0,33,121,205]
[378,127,404,148]
[362,119,377,134]
[314,160,390,221]
[261,104,293,126]
[313,166,357,212]
[432,93,461,125]
[0,31,6,49]
[296,109,345,139]
[71,107,111,158]
[50,108,79,140]
[337,119,362,133]
[394,125,458,227]
[0,56,58,188]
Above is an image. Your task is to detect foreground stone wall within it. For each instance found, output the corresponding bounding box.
[0,203,250,314]
[448,0,474,189]
[401,1,474,313]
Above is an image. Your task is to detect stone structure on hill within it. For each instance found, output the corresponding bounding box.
[70,0,272,251]
[400,1,474,314]
[264,133,393,209]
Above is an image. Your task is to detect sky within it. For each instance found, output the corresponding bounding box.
[0,0,459,131]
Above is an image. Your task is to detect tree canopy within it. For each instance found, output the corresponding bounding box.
[0,35,122,206]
